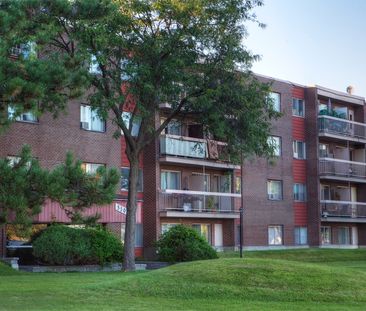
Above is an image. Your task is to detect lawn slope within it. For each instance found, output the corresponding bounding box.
[1,249,366,310]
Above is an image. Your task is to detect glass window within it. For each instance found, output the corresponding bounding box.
[80,105,105,132]
[294,227,308,245]
[319,143,329,158]
[161,223,178,234]
[191,173,210,192]
[6,156,21,167]
[293,183,306,201]
[135,223,143,247]
[82,163,105,174]
[293,141,306,159]
[192,224,211,244]
[89,54,101,75]
[292,98,305,117]
[11,42,36,59]
[8,106,38,123]
[268,92,281,112]
[268,225,283,245]
[235,176,241,194]
[267,180,283,200]
[321,226,331,244]
[268,136,281,156]
[121,167,143,192]
[338,227,350,245]
[122,111,141,137]
[163,119,182,136]
[161,170,181,190]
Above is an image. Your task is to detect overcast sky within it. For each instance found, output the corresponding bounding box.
[245,0,366,96]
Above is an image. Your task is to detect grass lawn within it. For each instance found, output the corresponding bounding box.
[1,249,366,310]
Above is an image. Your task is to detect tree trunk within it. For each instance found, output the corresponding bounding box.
[123,157,139,271]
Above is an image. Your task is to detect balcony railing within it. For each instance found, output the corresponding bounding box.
[159,189,241,214]
[319,158,366,180]
[321,200,366,219]
[160,135,228,161]
[318,115,366,141]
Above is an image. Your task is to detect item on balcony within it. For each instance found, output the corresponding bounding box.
[183,203,192,212]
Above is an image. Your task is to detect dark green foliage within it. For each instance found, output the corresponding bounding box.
[32,225,123,265]
[156,225,218,263]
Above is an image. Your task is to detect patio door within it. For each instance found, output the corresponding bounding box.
[214,224,223,248]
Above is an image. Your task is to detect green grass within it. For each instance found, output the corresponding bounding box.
[1,249,366,310]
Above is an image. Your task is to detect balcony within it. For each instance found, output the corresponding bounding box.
[159,189,241,219]
[321,200,366,222]
[318,115,366,143]
[319,158,366,183]
[159,135,240,169]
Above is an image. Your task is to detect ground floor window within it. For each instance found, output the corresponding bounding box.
[338,227,350,245]
[192,224,212,244]
[321,226,331,244]
[161,223,178,234]
[268,225,283,245]
[294,227,307,245]
[121,223,143,246]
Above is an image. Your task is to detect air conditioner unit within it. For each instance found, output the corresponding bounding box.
[80,121,89,130]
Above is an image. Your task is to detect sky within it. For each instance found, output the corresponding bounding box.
[245,0,366,97]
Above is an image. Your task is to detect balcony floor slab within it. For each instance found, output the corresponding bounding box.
[160,211,239,219]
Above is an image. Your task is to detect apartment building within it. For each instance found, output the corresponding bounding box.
[1,74,366,259]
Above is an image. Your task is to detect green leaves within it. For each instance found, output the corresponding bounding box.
[0,146,120,235]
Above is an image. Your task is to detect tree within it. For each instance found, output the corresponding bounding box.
[0,145,119,235]
[0,0,278,271]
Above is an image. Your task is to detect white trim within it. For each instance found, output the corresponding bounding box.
[318,114,366,127]
[320,200,366,206]
[162,189,241,198]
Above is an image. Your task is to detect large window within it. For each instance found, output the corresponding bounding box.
[268,225,283,245]
[8,106,38,123]
[338,227,350,245]
[161,170,181,190]
[80,105,105,132]
[293,183,306,201]
[293,141,306,159]
[163,119,182,136]
[121,167,143,192]
[267,180,283,200]
[122,111,141,137]
[294,227,308,245]
[82,163,105,174]
[268,92,281,112]
[292,98,305,117]
[321,226,331,245]
[268,136,281,156]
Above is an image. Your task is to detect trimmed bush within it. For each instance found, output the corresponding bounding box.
[156,225,218,262]
[32,225,123,265]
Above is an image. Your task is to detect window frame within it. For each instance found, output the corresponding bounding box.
[8,106,38,124]
[268,135,282,157]
[160,170,181,190]
[268,225,283,246]
[82,162,105,175]
[294,226,308,245]
[321,226,331,245]
[80,104,106,133]
[268,92,281,112]
[120,167,143,192]
[292,98,305,117]
[293,140,306,160]
[293,183,307,202]
[267,180,283,201]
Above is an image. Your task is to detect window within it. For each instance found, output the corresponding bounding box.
[268,225,283,245]
[267,180,283,200]
[292,98,305,117]
[338,227,350,245]
[161,223,177,234]
[161,170,181,190]
[268,136,281,156]
[294,227,307,245]
[122,111,141,137]
[11,42,36,59]
[7,156,21,167]
[321,226,331,245]
[80,105,105,132]
[320,184,331,200]
[235,176,241,194]
[293,141,306,159]
[163,119,182,136]
[121,167,143,192]
[293,183,306,201]
[82,163,105,174]
[192,224,211,244]
[135,223,143,247]
[268,92,281,112]
[191,173,210,192]
[89,54,101,75]
[120,58,134,81]
[319,143,329,158]
[8,106,38,123]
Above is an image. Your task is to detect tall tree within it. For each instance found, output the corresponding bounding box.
[0,0,278,271]
[0,145,119,234]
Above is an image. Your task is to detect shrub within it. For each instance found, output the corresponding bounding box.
[32,225,123,265]
[156,225,218,262]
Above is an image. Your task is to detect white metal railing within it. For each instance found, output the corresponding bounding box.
[319,157,366,179]
[320,200,366,218]
[159,189,240,213]
[318,115,366,140]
